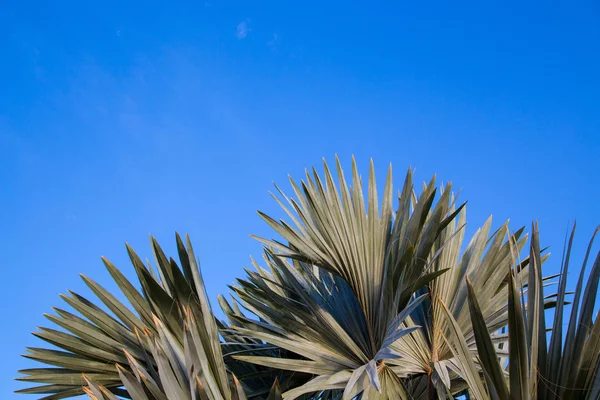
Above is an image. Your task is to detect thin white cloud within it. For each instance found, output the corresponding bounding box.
[65,213,77,222]
[267,33,280,51]
[236,19,251,39]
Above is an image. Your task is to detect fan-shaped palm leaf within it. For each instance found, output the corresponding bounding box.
[17,234,282,400]
[234,157,464,398]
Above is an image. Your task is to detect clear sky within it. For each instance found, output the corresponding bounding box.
[2,1,599,398]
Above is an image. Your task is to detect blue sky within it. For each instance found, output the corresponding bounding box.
[2,1,599,397]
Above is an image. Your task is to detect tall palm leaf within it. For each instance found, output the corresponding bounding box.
[443,223,600,399]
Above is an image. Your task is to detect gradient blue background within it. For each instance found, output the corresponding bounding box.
[2,1,599,398]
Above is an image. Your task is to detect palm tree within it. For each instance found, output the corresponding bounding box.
[16,157,600,399]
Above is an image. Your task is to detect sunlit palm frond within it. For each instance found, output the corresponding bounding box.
[17,234,282,400]
[234,157,461,398]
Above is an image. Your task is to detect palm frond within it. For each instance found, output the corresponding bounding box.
[17,234,282,400]
[233,157,463,398]
[445,223,600,399]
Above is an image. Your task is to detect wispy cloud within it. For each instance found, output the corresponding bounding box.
[65,213,77,222]
[267,33,280,52]
[236,19,251,39]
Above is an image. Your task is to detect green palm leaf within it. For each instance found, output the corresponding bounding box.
[17,234,282,400]
[233,157,465,398]
[445,223,600,400]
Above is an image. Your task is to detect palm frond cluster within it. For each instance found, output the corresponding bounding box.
[17,158,600,399]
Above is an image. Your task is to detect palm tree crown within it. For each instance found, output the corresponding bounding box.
[17,157,600,399]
